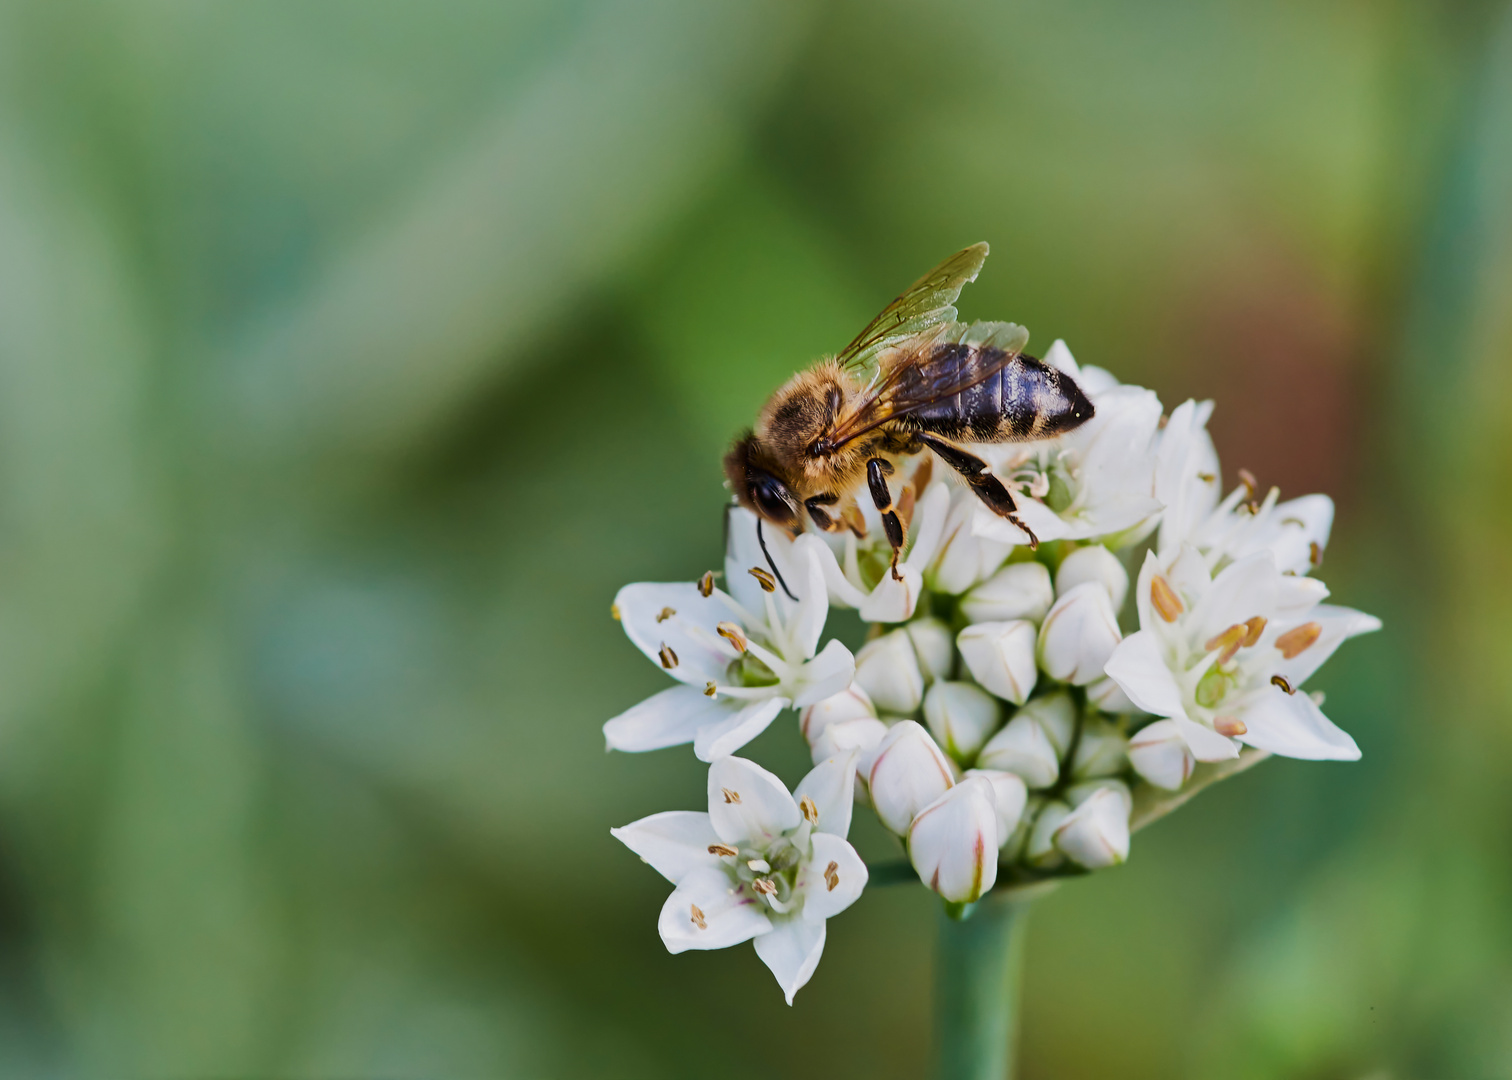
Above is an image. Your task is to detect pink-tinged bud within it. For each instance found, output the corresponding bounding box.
[905,617,956,683]
[908,777,999,902]
[1054,544,1129,613]
[800,685,876,747]
[854,629,925,713]
[1054,783,1132,869]
[1126,719,1195,790]
[810,716,889,772]
[1037,582,1122,685]
[930,496,1014,595]
[965,768,1029,839]
[956,620,1038,705]
[976,711,1059,789]
[960,561,1055,625]
[923,681,1002,761]
[1070,714,1129,780]
[867,720,955,835]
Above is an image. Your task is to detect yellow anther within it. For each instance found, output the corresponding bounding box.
[1214,716,1248,737]
[698,571,716,597]
[749,567,777,593]
[824,861,840,892]
[610,604,621,621]
[1270,674,1295,695]
[1197,472,1216,483]
[1309,541,1323,567]
[799,795,819,826]
[721,788,741,804]
[658,643,678,669]
[1242,616,1267,647]
[1150,576,1184,622]
[704,682,717,697]
[1238,468,1258,499]
[708,843,738,857]
[656,607,676,623]
[690,904,707,930]
[716,622,748,652]
[752,878,777,896]
[1275,622,1322,659]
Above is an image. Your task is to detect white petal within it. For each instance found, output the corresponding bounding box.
[854,629,925,713]
[905,618,956,683]
[1126,719,1195,790]
[605,685,737,754]
[965,768,1029,838]
[1103,632,1186,718]
[753,917,826,1006]
[1188,552,1278,647]
[1037,582,1122,685]
[1173,716,1241,762]
[923,681,1003,761]
[1055,544,1129,612]
[707,756,802,844]
[800,684,875,746]
[1237,685,1360,760]
[867,720,955,835]
[1154,398,1220,558]
[805,534,870,609]
[809,717,889,772]
[789,639,856,709]
[611,811,721,884]
[908,777,999,902]
[1086,675,1139,715]
[959,561,1055,624]
[799,832,868,923]
[971,498,1070,546]
[1270,604,1382,687]
[724,508,804,628]
[930,494,1013,595]
[693,696,788,763]
[1054,786,1130,868]
[659,867,771,954]
[615,582,744,685]
[785,536,835,659]
[977,712,1059,789]
[956,620,1038,705]
[794,752,859,840]
[904,481,953,569]
[858,563,923,623]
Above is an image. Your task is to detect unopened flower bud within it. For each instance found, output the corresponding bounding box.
[960,561,1055,624]
[800,685,876,747]
[1025,800,1072,868]
[965,768,1029,839]
[999,794,1041,859]
[905,617,956,684]
[956,620,1038,705]
[1086,675,1137,714]
[867,720,955,835]
[811,716,890,773]
[924,681,1002,761]
[1071,714,1129,779]
[1126,719,1195,790]
[908,777,999,902]
[1054,783,1131,869]
[855,629,925,713]
[1054,544,1129,613]
[1017,691,1079,759]
[930,497,1013,595]
[1037,582,1122,685]
[976,711,1059,789]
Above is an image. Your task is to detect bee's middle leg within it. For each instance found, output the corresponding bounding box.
[866,458,907,580]
[915,433,1039,550]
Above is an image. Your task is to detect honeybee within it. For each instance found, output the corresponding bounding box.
[724,242,1094,589]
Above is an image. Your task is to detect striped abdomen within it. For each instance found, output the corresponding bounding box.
[901,344,1094,443]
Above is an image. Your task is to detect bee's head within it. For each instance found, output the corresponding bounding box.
[724,432,799,528]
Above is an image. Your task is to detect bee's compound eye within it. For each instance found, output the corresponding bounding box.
[750,472,797,527]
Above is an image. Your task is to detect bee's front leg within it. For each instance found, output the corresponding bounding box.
[866,458,907,581]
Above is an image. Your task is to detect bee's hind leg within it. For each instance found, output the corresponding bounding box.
[915,433,1039,550]
[866,458,908,581]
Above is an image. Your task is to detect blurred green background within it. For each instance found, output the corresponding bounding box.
[0,1,1508,1076]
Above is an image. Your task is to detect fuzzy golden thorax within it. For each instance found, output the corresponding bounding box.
[754,361,875,497]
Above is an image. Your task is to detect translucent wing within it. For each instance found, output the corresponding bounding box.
[835,242,990,383]
[817,320,1030,451]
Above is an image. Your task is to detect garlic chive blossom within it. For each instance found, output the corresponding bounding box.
[612,754,868,1004]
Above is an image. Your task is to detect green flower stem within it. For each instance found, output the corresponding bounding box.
[934,893,1031,1080]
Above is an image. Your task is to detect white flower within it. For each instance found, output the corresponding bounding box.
[810,481,953,623]
[800,686,888,769]
[908,777,999,902]
[1104,546,1380,762]
[1054,782,1131,868]
[976,691,1076,788]
[854,628,926,713]
[1127,719,1195,790]
[956,620,1038,704]
[971,343,1164,548]
[611,754,868,1005]
[964,767,1029,840]
[926,486,1014,595]
[867,720,956,835]
[1154,398,1221,556]
[958,561,1055,625]
[603,533,854,762]
[1037,582,1122,685]
[923,680,1003,761]
[1054,544,1128,613]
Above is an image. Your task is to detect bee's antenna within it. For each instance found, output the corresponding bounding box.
[757,518,800,602]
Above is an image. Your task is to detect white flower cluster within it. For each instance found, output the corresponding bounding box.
[605,342,1379,1003]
